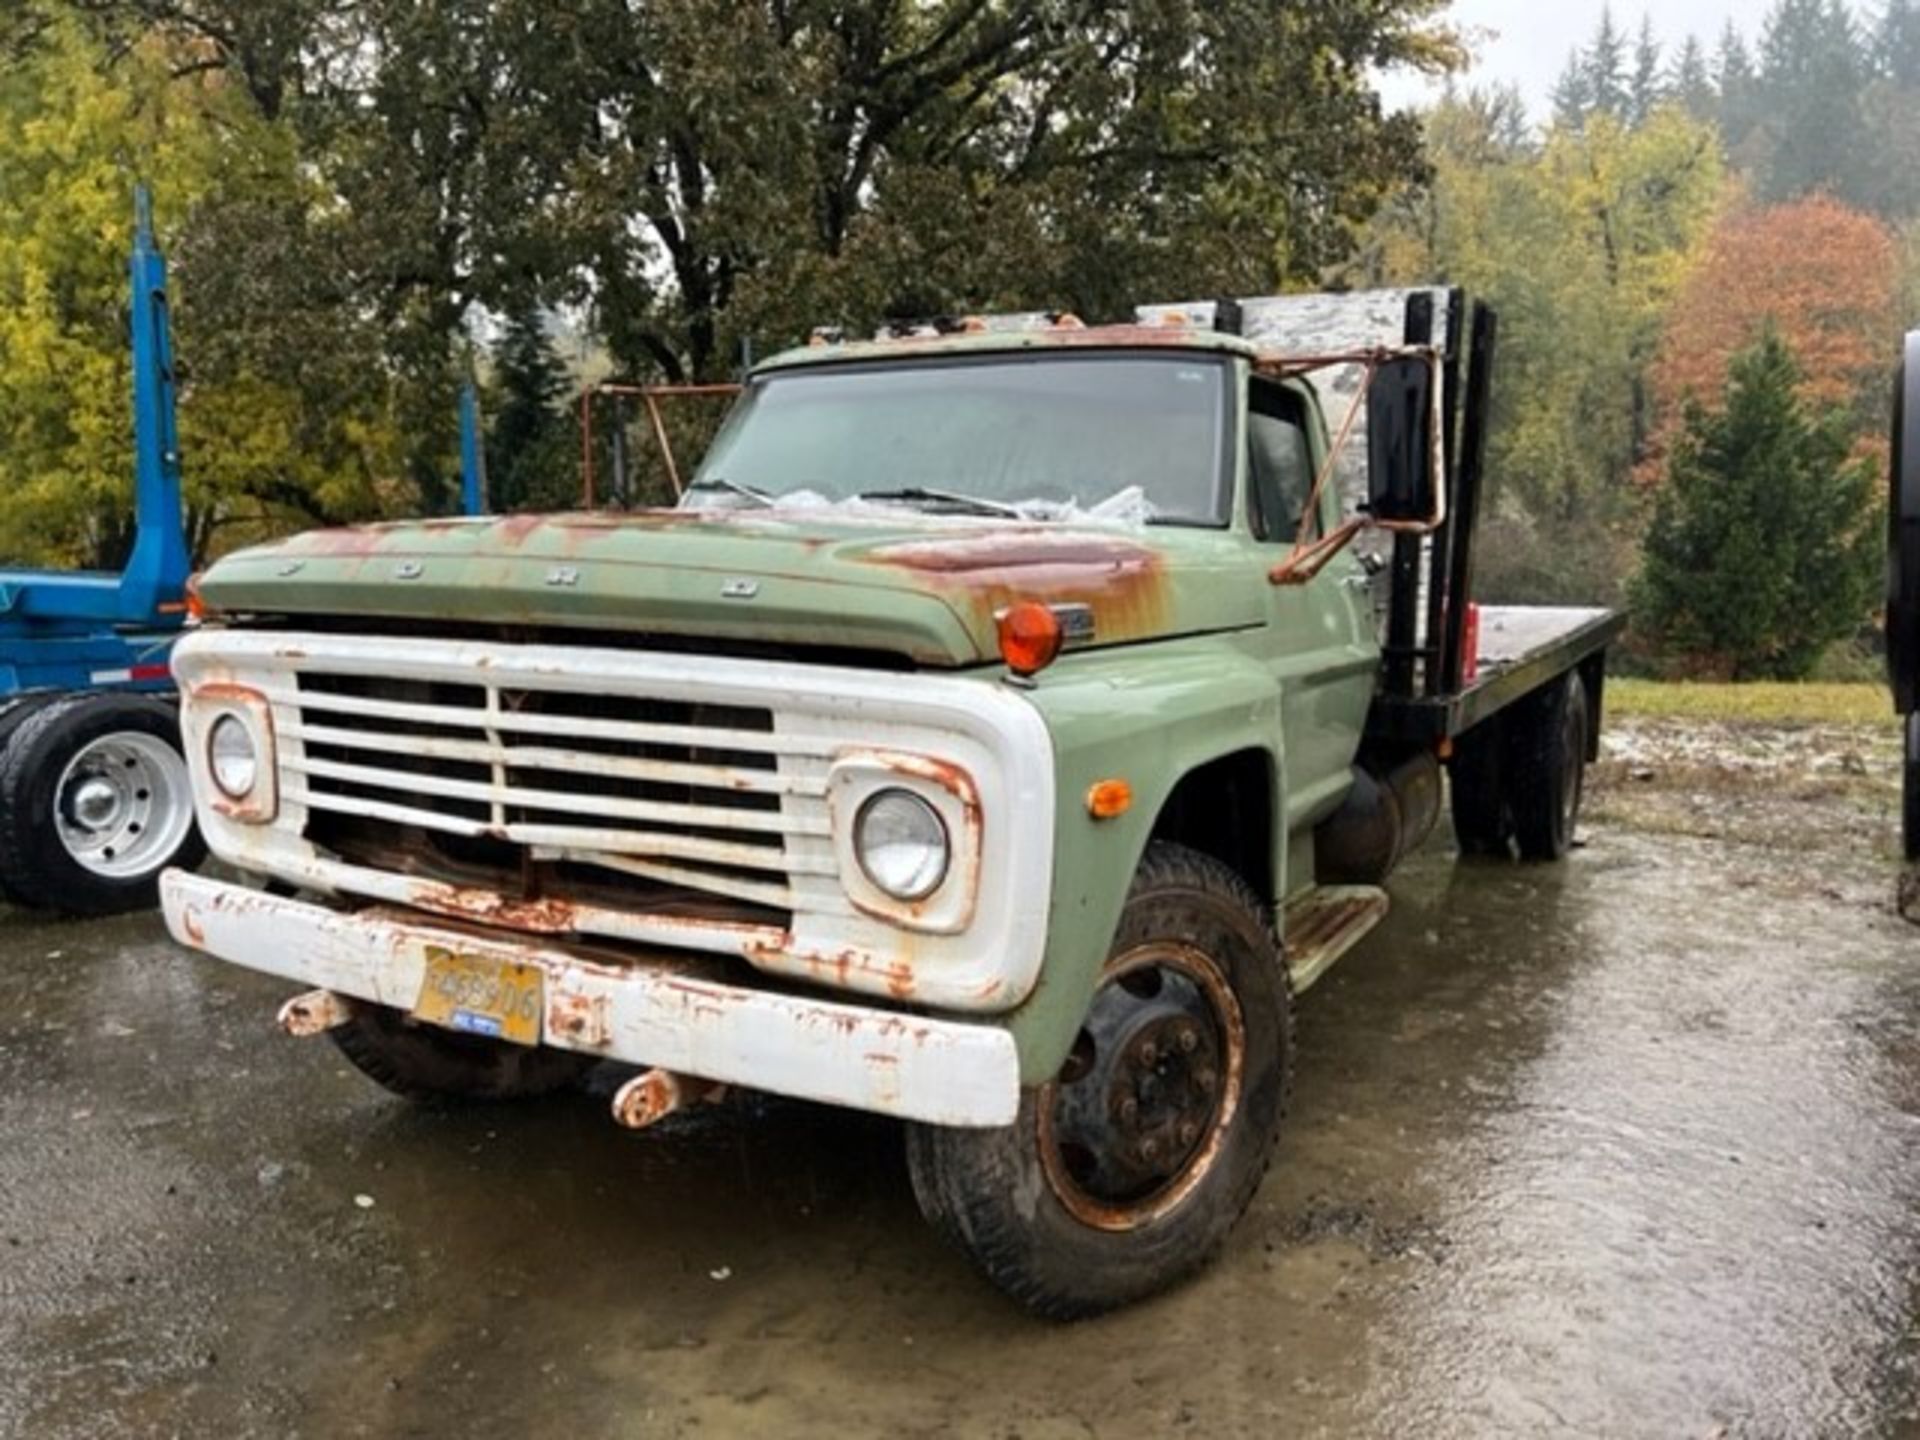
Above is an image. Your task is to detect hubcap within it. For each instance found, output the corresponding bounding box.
[1038,943,1245,1232]
[54,731,193,880]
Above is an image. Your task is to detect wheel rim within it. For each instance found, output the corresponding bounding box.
[1037,942,1245,1233]
[54,731,193,880]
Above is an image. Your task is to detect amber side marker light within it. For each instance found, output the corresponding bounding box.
[1087,779,1133,820]
[998,601,1063,678]
[183,572,208,622]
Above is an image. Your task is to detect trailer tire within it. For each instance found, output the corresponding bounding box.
[0,694,63,904]
[331,1000,597,1103]
[1905,714,1920,863]
[1449,719,1512,858]
[0,692,206,916]
[905,842,1290,1319]
[1507,673,1588,862]
[1888,334,1920,712]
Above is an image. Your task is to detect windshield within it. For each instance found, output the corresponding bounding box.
[685,353,1231,525]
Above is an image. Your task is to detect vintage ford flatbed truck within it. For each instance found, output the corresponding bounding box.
[159,289,1622,1316]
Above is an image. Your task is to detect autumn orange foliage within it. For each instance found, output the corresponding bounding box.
[1642,195,1895,482]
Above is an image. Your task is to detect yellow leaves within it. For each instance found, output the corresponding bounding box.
[0,16,428,566]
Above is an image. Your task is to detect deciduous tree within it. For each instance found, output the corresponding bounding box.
[1645,195,1896,477]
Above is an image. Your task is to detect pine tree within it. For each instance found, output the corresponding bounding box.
[1754,0,1868,203]
[1629,13,1664,125]
[1878,0,1920,84]
[486,305,573,512]
[1586,7,1631,118]
[1668,34,1717,121]
[1634,330,1880,680]
[1551,48,1593,129]
[1717,20,1759,148]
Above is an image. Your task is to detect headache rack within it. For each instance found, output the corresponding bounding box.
[1166,287,1622,744]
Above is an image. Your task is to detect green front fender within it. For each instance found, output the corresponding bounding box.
[998,636,1285,1083]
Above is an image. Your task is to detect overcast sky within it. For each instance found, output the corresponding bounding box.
[1378,0,1794,119]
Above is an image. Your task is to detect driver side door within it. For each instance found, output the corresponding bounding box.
[1246,376,1379,855]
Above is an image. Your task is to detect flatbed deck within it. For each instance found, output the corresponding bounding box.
[1365,604,1624,744]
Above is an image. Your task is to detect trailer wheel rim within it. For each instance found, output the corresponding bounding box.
[54,731,193,880]
[1036,942,1244,1233]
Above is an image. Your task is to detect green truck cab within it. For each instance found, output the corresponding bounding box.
[160,291,1621,1315]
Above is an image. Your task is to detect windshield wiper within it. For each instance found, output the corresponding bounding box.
[685,475,774,507]
[855,486,1023,518]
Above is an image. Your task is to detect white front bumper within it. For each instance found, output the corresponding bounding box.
[161,869,1019,1127]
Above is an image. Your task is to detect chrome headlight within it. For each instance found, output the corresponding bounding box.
[854,788,950,901]
[207,713,260,799]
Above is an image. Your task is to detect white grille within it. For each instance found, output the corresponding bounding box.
[273,667,844,916]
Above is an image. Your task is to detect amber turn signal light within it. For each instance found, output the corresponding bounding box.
[1087,779,1132,819]
[998,601,1063,677]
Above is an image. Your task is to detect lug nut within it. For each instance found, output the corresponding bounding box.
[1179,1121,1200,1146]
[1119,1097,1140,1124]
[1195,1068,1217,1095]
[1139,1040,1159,1065]
[1139,1138,1160,1162]
[1177,1026,1199,1054]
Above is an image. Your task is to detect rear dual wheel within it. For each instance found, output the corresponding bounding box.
[0,696,60,904]
[1448,672,1589,863]
[0,692,205,915]
[907,842,1290,1318]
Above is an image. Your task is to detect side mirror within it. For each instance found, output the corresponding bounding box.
[1366,356,1437,525]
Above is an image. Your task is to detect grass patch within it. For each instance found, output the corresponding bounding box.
[1605,679,1897,728]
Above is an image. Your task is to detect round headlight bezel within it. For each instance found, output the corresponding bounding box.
[207,713,260,800]
[853,788,951,902]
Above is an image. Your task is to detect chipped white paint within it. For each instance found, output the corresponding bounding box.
[162,869,1021,1127]
[170,629,1056,1012]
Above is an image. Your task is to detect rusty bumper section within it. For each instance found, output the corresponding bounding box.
[160,869,1019,1127]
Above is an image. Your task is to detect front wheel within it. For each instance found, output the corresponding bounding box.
[331,1000,597,1102]
[0,692,206,916]
[906,842,1291,1318]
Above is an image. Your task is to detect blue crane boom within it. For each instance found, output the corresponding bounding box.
[0,185,190,694]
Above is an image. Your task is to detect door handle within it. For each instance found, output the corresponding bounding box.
[1341,574,1373,591]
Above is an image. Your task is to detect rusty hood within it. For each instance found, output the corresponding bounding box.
[194,509,1262,666]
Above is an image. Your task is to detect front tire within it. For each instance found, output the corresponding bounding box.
[0,692,206,916]
[331,1000,596,1102]
[906,842,1291,1318]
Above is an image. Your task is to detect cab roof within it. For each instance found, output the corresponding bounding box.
[754,320,1261,377]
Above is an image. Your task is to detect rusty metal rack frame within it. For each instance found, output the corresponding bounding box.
[579,381,742,506]
[1247,290,1489,708]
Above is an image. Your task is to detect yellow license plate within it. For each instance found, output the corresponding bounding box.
[412,945,545,1046]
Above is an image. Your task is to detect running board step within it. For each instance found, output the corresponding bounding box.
[1283,885,1389,994]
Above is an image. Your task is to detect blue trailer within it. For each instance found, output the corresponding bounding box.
[0,188,207,915]
[0,189,491,915]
